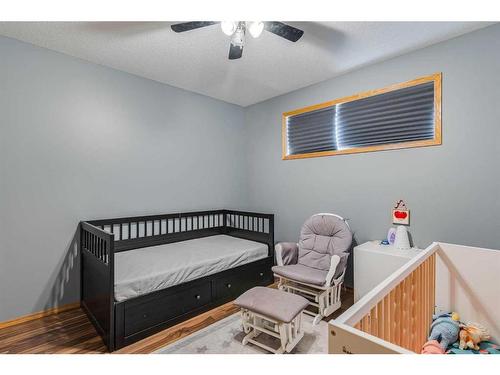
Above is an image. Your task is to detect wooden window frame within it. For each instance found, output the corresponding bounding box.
[282,73,442,160]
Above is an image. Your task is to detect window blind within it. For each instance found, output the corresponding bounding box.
[285,79,438,157]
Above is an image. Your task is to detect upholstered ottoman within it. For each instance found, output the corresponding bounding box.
[234,287,309,354]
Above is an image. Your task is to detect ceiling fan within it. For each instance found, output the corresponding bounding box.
[171,21,304,60]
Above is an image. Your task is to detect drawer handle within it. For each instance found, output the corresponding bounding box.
[226,283,232,289]
[195,294,201,300]
[259,272,264,277]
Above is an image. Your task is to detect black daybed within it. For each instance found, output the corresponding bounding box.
[80,209,274,351]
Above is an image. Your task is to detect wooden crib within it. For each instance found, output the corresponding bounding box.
[328,242,499,354]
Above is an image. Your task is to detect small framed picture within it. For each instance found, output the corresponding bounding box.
[392,209,410,225]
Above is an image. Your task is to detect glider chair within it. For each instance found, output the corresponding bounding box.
[272,213,352,325]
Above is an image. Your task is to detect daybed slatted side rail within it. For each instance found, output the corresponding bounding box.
[224,210,275,257]
[87,209,275,256]
[88,210,227,252]
[329,242,439,354]
[80,222,115,351]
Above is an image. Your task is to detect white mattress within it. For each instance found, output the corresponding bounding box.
[114,235,268,302]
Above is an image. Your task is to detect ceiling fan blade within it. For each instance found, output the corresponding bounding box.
[228,43,243,60]
[264,22,304,42]
[171,21,219,33]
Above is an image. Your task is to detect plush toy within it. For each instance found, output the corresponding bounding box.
[428,312,461,350]
[459,322,491,350]
[421,339,445,354]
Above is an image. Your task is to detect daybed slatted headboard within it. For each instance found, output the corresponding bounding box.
[80,222,115,350]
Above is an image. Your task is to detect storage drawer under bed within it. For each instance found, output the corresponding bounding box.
[214,261,274,301]
[123,281,211,337]
[117,257,274,346]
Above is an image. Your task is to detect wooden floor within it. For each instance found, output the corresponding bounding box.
[0,288,354,354]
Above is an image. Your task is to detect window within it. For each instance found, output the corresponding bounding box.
[282,73,441,160]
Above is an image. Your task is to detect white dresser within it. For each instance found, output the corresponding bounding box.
[354,241,421,302]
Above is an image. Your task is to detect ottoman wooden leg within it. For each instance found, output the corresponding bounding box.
[235,286,310,354]
[284,314,304,353]
[239,309,305,354]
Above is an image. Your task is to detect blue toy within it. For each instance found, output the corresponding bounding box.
[428,312,461,350]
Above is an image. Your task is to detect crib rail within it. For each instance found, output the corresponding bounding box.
[329,242,439,354]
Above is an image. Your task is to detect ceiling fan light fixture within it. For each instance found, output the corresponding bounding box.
[221,21,237,36]
[231,27,245,48]
[171,21,304,60]
[248,21,264,38]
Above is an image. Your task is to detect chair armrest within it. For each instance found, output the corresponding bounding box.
[275,242,299,266]
[325,253,349,286]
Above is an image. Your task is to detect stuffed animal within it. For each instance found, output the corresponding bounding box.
[428,312,461,350]
[459,322,491,350]
[421,339,445,354]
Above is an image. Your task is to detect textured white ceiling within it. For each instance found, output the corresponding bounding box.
[0,22,493,106]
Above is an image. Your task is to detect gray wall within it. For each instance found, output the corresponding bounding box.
[244,24,500,286]
[0,36,247,321]
[2,25,500,321]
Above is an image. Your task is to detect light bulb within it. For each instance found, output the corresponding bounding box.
[248,21,264,38]
[221,21,237,36]
[231,28,245,47]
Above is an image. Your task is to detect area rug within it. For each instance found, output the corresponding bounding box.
[155,313,327,354]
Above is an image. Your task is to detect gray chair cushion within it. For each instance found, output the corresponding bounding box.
[234,287,309,323]
[272,264,328,286]
[334,253,349,279]
[298,214,352,272]
[277,242,299,265]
